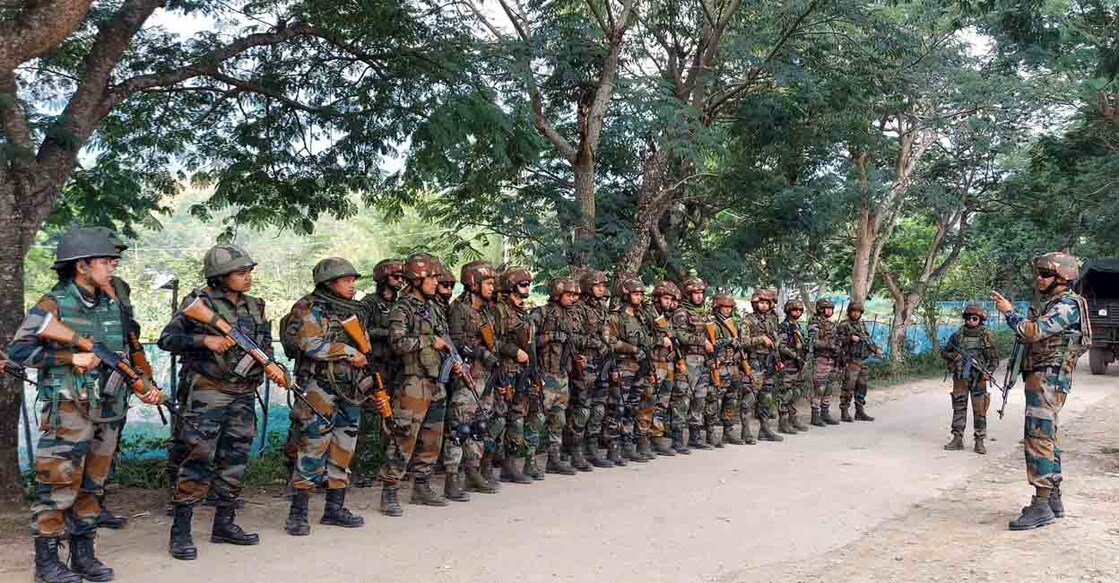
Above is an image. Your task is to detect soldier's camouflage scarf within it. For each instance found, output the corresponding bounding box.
[312,287,367,321]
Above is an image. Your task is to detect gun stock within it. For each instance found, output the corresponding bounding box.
[479,323,496,352]
[339,316,391,417]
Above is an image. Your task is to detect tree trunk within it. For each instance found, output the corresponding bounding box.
[922,308,941,355]
[888,292,920,363]
[570,150,596,266]
[851,206,874,304]
[615,149,670,278]
[0,180,29,501]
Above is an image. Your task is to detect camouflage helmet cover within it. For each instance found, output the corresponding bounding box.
[785,299,805,312]
[962,303,988,321]
[499,268,532,292]
[712,292,736,309]
[618,277,644,295]
[548,277,579,299]
[372,259,404,283]
[815,297,834,311]
[578,269,607,294]
[652,280,681,299]
[1033,252,1080,282]
[403,252,443,281]
[460,261,497,289]
[680,277,707,294]
[54,228,122,268]
[312,257,362,286]
[847,300,865,313]
[203,244,257,279]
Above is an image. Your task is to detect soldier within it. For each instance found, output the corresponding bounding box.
[493,268,535,483]
[608,278,659,461]
[778,300,810,433]
[939,304,999,454]
[10,228,163,583]
[807,298,842,426]
[992,252,1090,530]
[711,292,754,446]
[436,271,456,313]
[528,277,581,475]
[651,281,690,454]
[377,253,456,516]
[742,289,783,441]
[672,277,714,450]
[567,269,611,470]
[442,261,503,501]
[836,301,882,422]
[353,259,403,487]
[160,244,284,560]
[281,258,383,535]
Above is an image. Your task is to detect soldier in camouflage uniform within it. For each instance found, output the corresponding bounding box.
[940,304,999,455]
[528,278,580,475]
[651,281,690,454]
[281,258,382,536]
[436,271,456,313]
[377,253,456,516]
[9,228,163,583]
[711,293,754,446]
[993,252,1090,530]
[806,298,841,426]
[742,289,783,441]
[672,277,714,450]
[608,278,658,462]
[777,300,810,433]
[568,270,611,469]
[493,268,535,484]
[442,261,503,500]
[160,244,284,560]
[836,301,882,423]
[353,259,404,488]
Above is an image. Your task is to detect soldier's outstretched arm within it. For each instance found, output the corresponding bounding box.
[7,297,74,368]
[1000,297,1079,343]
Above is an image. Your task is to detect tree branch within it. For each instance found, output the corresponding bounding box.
[0,0,94,72]
[0,72,32,151]
[209,73,336,115]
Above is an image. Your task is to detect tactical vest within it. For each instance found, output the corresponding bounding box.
[288,295,365,388]
[838,319,873,361]
[649,307,676,364]
[779,319,805,362]
[188,288,269,384]
[613,307,654,371]
[573,297,610,360]
[394,295,444,378]
[808,316,837,355]
[361,292,396,367]
[712,315,742,361]
[743,312,778,364]
[533,302,574,374]
[495,300,530,377]
[678,304,709,355]
[948,326,992,377]
[448,294,496,379]
[1023,292,1092,371]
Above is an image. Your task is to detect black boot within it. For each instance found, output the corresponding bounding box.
[654,437,678,455]
[757,419,784,442]
[285,490,311,535]
[465,465,500,493]
[568,439,594,472]
[94,498,127,530]
[546,445,577,475]
[777,413,797,435]
[723,425,745,445]
[321,488,365,527]
[840,407,854,422]
[688,427,712,450]
[411,479,449,506]
[380,484,403,517]
[671,430,691,455]
[855,405,875,422]
[944,434,964,451]
[606,441,628,466]
[810,409,824,427]
[821,406,840,425]
[1050,485,1064,518]
[443,467,471,502]
[34,537,81,583]
[169,504,197,560]
[69,532,113,582]
[523,455,546,480]
[706,426,725,448]
[499,456,533,484]
[1008,496,1056,530]
[211,506,260,545]
[636,436,657,460]
[478,454,502,491]
[586,438,615,468]
[791,412,810,432]
[973,437,987,455]
[621,441,648,462]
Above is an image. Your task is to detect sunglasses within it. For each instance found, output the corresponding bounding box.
[516,282,531,288]
[1035,269,1058,279]
[965,315,980,321]
[439,283,454,288]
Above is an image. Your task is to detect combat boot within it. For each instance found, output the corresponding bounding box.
[973,437,987,455]
[285,490,311,536]
[944,435,964,451]
[586,439,615,468]
[35,537,81,583]
[411,479,449,506]
[757,419,784,442]
[740,421,757,445]
[855,405,875,422]
[810,409,825,427]
[465,465,500,493]
[478,453,502,491]
[777,413,797,435]
[707,426,725,448]
[546,445,577,475]
[621,440,648,463]
[500,456,532,484]
[1008,496,1056,530]
[211,506,259,546]
[606,441,628,466]
[1049,485,1065,518]
[169,504,197,560]
[840,407,853,422]
[523,455,546,480]
[443,467,471,502]
[568,439,594,472]
[636,436,657,459]
[723,425,745,445]
[791,413,810,432]
[94,497,127,530]
[821,406,840,425]
[321,488,365,527]
[671,431,691,455]
[653,437,677,455]
[688,427,712,450]
[69,532,113,582]
[380,484,403,517]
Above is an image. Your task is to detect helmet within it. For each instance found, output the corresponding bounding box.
[712,292,736,309]
[680,277,707,294]
[847,301,865,313]
[53,228,121,268]
[962,304,988,321]
[548,277,579,299]
[785,300,805,312]
[652,280,681,299]
[499,268,532,293]
[578,269,607,295]
[815,298,834,311]
[372,259,404,283]
[751,289,776,304]
[1033,252,1080,282]
[403,252,443,281]
[437,271,457,286]
[312,257,361,286]
[90,227,128,252]
[203,244,257,279]
[460,261,497,289]
[618,277,644,295]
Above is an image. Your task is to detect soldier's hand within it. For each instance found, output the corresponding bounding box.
[137,388,164,406]
[704,340,714,353]
[990,290,1013,314]
[762,336,773,348]
[609,371,620,383]
[72,352,101,373]
[661,336,672,348]
[675,360,687,374]
[451,362,463,377]
[265,366,286,386]
[575,355,588,368]
[433,336,448,351]
[516,349,529,364]
[203,335,236,354]
[849,335,861,343]
[349,352,369,369]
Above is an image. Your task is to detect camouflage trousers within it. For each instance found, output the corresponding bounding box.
[31,400,121,538]
[378,376,445,485]
[667,367,689,437]
[778,364,805,416]
[684,355,711,431]
[290,381,361,491]
[569,361,597,444]
[719,365,755,429]
[749,364,778,420]
[949,376,989,439]
[649,363,676,439]
[808,354,839,409]
[1024,368,1068,489]
[616,365,654,442]
[173,389,256,506]
[504,391,531,458]
[840,360,870,409]
[441,371,494,470]
[527,373,569,450]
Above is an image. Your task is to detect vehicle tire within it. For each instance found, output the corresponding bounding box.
[1089,348,1108,375]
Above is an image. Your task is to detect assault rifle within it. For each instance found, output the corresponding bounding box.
[998,336,1025,419]
[339,315,393,418]
[704,322,723,388]
[1,359,38,386]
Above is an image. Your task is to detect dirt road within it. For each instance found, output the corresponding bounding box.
[3,364,1117,582]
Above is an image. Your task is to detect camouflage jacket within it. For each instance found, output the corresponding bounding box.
[359,288,397,370]
[777,318,806,365]
[836,318,880,362]
[941,325,999,379]
[741,311,780,367]
[530,301,577,376]
[283,290,368,388]
[388,292,445,379]
[494,298,530,377]
[807,315,839,357]
[448,292,499,379]
[672,302,709,356]
[710,313,746,366]
[1006,289,1089,373]
[609,305,655,371]
[649,306,679,365]
[570,296,611,361]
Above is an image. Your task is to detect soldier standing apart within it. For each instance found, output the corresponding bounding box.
[377,253,455,516]
[993,252,1090,530]
[609,278,658,461]
[443,261,503,500]
[569,270,612,469]
[778,300,810,433]
[710,293,751,446]
[353,259,404,488]
[939,304,999,455]
[493,268,535,484]
[652,281,691,454]
[160,244,283,560]
[10,228,163,583]
[807,299,842,426]
[742,290,783,442]
[673,277,714,450]
[836,301,882,422]
[282,258,381,535]
[529,278,581,475]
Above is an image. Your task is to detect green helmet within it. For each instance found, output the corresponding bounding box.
[847,301,865,313]
[53,228,121,268]
[313,257,361,286]
[815,298,834,312]
[89,227,128,252]
[203,244,257,279]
